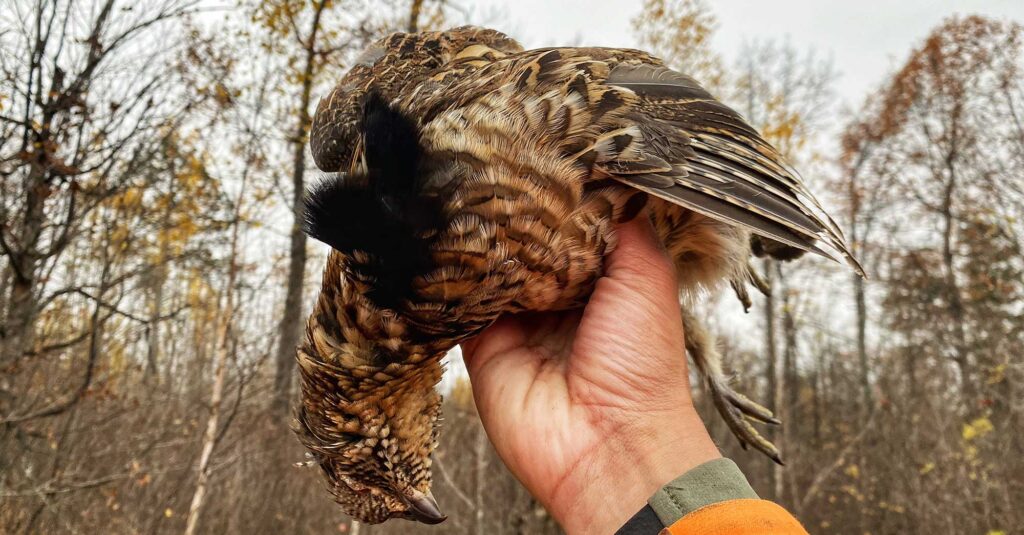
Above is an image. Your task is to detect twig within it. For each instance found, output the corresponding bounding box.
[797,408,880,513]
[433,454,475,510]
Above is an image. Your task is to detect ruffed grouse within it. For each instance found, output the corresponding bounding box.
[295,26,862,525]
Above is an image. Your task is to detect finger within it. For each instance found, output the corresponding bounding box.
[461,315,528,379]
[462,316,539,405]
[602,214,681,316]
[569,213,688,396]
[462,316,553,425]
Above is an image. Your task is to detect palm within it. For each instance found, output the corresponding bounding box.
[462,217,719,532]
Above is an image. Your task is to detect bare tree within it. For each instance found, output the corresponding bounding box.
[0,0,198,368]
[728,38,838,498]
[632,0,725,92]
[184,160,247,535]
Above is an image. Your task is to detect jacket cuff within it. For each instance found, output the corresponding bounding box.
[663,499,808,534]
[647,457,758,526]
[613,504,664,535]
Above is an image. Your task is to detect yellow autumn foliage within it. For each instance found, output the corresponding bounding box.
[962,416,994,441]
[110,186,144,211]
[107,333,127,378]
[844,464,860,479]
[878,501,905,514]
[450,376,475,410]
[987,363,1006,385]
[840,484,865,502]
[632,0,725,91]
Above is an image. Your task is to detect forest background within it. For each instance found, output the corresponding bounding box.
[2,1,1023,533]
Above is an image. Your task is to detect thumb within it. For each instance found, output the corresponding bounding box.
[603,214,681,313]
[568,212,691,407]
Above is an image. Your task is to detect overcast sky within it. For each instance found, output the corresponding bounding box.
[469,0,1024,108]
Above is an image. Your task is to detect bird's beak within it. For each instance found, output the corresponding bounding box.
[404,489,446,524]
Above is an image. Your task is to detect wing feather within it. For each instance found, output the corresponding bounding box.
[607,63,864,275]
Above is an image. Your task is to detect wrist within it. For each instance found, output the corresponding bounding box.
[549,407,721,534]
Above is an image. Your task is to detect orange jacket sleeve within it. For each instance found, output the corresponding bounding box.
[615,459,808,534]
[662,498,808,535]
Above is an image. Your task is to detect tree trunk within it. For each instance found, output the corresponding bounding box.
[184,178,245,535]
[145,170,176,379]
[474,422,487,535]
[272,206,307,414]
[763,260,777,414]
[778,264,797,503]
[3,274,37,364]
[761,259,783,500]
[854,271,870,418]
[1,166,46,365]
[273,3,327,414]
[407,0,424,32]
[845,150,873,425]
[780,269,798,415]
[781,337,797,418]
[145,260,169,378]
[183,296,232,535]
[940,174,973,404]
[812,348,825,444]
[852,270,871,535]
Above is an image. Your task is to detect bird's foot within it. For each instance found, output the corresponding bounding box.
[729,262,771,312]
[707,377,783,465]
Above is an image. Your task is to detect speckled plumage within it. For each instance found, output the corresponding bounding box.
[296,26,861,524]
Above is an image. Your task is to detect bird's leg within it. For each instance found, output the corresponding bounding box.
[730,261,771,312]
[746,262,771,297]
[730,278,752,312]
[681,307,783,464]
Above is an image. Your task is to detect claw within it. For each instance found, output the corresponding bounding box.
[730,278,752,312]
[747,263,771,297]
[719,386,781,425]
[681,307,782,464]
[708,378,783,465]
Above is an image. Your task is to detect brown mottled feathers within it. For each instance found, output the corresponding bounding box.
[297,25,862,524]
[312,32,861,275]
[310,27,524,173]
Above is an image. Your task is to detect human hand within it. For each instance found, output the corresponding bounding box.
[461,215,721,534]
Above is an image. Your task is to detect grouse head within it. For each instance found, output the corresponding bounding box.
[295,334,446,524]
